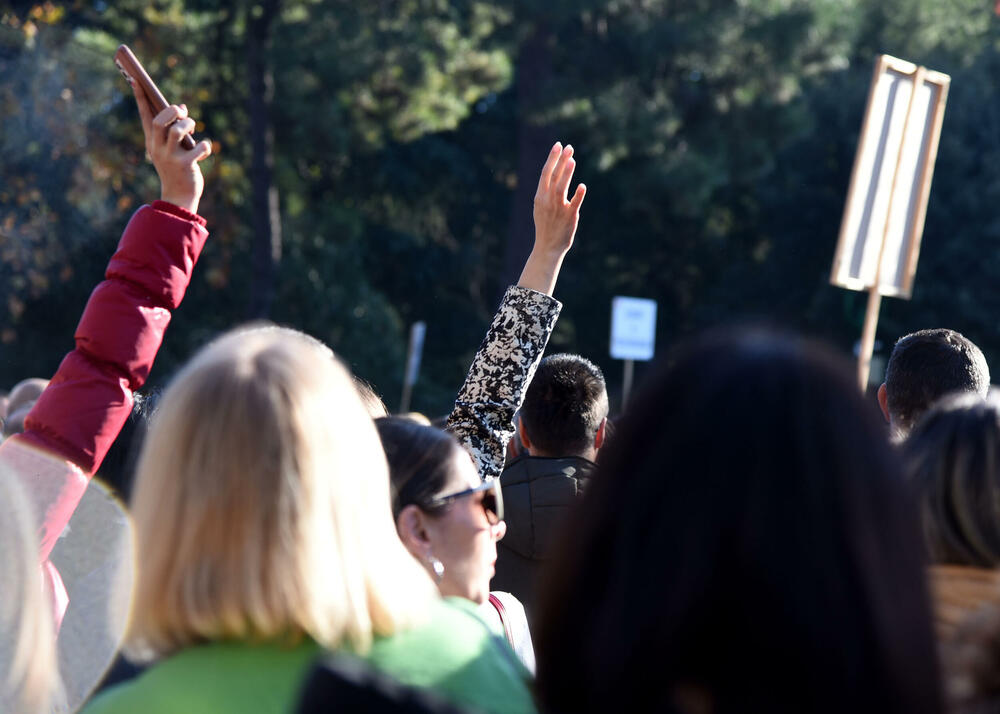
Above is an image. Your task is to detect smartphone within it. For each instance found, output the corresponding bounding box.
[114,44,197,150]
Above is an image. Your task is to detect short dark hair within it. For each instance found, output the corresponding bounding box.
[375,417,462,519]
[904,393,1000,567]
[534,329,942,714]
[518,354,608,456]
[885,329,989,432]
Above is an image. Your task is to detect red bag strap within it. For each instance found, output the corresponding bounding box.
[488,593,515,647]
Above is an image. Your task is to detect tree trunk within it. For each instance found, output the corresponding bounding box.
[246,0,282,319]
[500,24,553,294]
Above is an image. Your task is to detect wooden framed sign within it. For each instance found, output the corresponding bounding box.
[830,55,950,299]
[830,55,950,390]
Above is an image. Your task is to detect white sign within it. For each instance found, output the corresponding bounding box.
[830,55,950,298]
[610,297,657,361]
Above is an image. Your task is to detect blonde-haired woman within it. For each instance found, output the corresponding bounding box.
[83,327,534,714]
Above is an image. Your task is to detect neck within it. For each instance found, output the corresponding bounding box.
[527,447,596,462]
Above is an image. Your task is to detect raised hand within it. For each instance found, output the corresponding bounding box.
[517,142,587,296]
[533,142,587,255]
[133,83,212,215]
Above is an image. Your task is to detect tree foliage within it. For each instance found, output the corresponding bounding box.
[3,1,1000,413]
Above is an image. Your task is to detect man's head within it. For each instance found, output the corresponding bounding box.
[518,353,609,460]
[878,329,990,435]
[2,378,49,439]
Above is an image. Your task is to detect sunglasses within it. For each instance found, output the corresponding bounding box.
[424,479,504,526]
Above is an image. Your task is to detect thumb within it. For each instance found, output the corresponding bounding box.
[569,183,587,211]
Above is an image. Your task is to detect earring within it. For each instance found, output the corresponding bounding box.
[428,555,445,583]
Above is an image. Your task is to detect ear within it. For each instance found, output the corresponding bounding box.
[877,383,890,424]
[395,504,432,560]
[593,417,607,451]
[517,418,533,451]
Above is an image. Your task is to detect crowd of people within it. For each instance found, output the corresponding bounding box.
[4,68,1000,714]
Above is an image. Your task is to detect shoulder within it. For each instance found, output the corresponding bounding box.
[367,598,536,714]
[371,598,498,661]
[82,676,152,714]
[484,592,536,675]
[502,455,593,487]
[488,592,528,620]
[83,641,321,714]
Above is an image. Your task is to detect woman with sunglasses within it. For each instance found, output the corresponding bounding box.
[377,417,535,672]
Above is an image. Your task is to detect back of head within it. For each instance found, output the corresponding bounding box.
[375,417,461,518]
[128,325,434,660]
[2,378,49,439]
[535,329,941,714]
[518,353,608,456]
[7,378,48,414]
[903,393,1000,567]
[886,329,990,433]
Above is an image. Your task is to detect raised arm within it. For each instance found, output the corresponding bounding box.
[448,143,586,480]
[0,83,212,560]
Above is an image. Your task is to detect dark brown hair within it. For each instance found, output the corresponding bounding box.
[535,328,943,714]
[376,417,461,518]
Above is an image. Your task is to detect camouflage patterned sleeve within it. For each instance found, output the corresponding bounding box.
[446,286,562,481]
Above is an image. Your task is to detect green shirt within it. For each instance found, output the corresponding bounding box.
[83,598,536,714]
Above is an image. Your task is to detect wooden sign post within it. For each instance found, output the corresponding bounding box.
[830,55,950,390]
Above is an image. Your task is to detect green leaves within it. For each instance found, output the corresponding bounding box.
[5,0,1000,411]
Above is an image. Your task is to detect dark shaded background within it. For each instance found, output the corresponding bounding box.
[2,0,999,420]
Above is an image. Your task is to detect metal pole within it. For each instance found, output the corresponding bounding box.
[622,359,635,410]
[399,321,426,413]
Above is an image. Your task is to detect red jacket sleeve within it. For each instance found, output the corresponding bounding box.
[2,201,208,558]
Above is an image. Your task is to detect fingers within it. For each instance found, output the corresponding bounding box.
[167,117,196,146]
[553,149,576,201]
[537,141,562,194]
[191,139,212,162]
[548,144,573,196]
[152,104,186,129]
[569,183,587,212]
[150,104,188,155]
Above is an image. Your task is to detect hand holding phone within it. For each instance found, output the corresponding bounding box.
[115,44,212,214]
[114,44,197,150]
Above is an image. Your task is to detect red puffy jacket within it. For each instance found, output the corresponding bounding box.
[0,200,208,623]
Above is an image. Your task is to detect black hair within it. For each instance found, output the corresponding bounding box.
[903,393,1000,567]
[98,389,160,501]
[534,328,943,714]
[885,328,989,432]
[375,417,462,519]
[518,353,608,456]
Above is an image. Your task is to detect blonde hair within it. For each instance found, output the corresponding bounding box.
[0,474,58,713]
[127,325,436,660]
[354,377,389,418]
